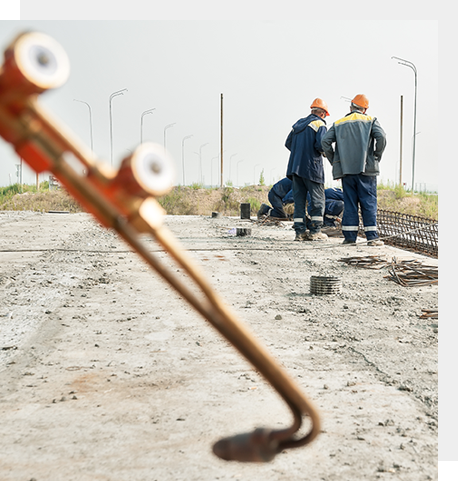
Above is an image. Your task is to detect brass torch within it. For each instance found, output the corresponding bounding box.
[0,31,320,462]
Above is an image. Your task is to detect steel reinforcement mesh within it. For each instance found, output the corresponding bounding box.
[369,210,438,258]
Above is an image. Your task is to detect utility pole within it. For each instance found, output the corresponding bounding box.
[220,93,223,188]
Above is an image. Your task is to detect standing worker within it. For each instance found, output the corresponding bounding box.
[285,98,330,241]
[321,94,387,245]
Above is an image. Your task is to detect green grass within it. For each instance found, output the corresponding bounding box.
[0,183,438,219]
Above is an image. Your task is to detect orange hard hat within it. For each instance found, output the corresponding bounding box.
[351,94,369,110]
[310,98,330,116]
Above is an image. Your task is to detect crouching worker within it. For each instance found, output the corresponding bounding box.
[313,187,344,228]
[258,177,293,219]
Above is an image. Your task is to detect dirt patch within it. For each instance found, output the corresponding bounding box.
[0,211,437,480]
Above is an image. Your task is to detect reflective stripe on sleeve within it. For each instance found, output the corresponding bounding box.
[310,216,323,221]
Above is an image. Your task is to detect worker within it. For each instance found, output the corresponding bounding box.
[257,177,292,219]
[321,94,387,246]
[258,181,344,229]
[317,187,344,228]
[285,98,329,242]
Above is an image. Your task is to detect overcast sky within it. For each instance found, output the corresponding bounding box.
[0,19,438,191]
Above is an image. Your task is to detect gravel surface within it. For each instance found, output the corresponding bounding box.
[0,211,438,480]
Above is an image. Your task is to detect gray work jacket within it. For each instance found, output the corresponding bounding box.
[321,112,387,180]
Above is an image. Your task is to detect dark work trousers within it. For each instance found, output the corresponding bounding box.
[291,174,325,235]
[268,190,288,218]
[341,174,378,241]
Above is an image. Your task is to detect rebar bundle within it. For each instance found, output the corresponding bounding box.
[385,258,438,287]
[339,255,389,269]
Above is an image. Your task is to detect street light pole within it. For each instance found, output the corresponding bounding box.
[211,156,219,187]
[229,153,237,183]
[141,108,155,144]
[164,122,176,153]
[236,159,244,187]
[254,163,261,185]
[181,134,193,186]
[199,143,209,185]
[109,88,127,166]
[73,99,93,152]
[392,56,417,192]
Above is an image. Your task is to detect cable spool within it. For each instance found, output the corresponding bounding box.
[310,276,342,295]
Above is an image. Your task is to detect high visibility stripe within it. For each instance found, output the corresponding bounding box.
[342,225,359,231]
[310,216,323,221]
[308,120,325,132]
[293,218,305,223]
[334,113,374,126]
[364,226,377,231]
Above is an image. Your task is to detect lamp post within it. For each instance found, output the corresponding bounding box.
[109,88,127,166]
[254,163,261,185]
[199,143,209,185]
[73,99,93,151]
[211,156,219,187]
[236,159,244,187]
[270,167,276,183]
[141,108,155,144]
[181,134,193,186]
[164,122,176,153]
[392,56,417,192]
[229,153,237,184]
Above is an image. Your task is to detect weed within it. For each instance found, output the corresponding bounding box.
[244,197,261,212]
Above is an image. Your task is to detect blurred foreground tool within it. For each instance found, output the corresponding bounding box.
[0,31,320,462]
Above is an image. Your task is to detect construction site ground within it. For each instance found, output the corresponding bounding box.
[0,211,438,481]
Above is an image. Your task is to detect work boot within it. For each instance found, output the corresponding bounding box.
[306,231,328,242]
[342,239,356,245]
[294,232,308,241]
[257,203,271,219]
[367,238,384,246]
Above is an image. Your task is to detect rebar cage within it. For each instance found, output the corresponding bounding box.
[373,210,438,258]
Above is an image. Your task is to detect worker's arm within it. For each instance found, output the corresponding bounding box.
[371,119,387,161]
[321,125,336,163]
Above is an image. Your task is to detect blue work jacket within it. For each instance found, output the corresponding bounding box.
[285,114,327,184]
[271,177,292,203]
